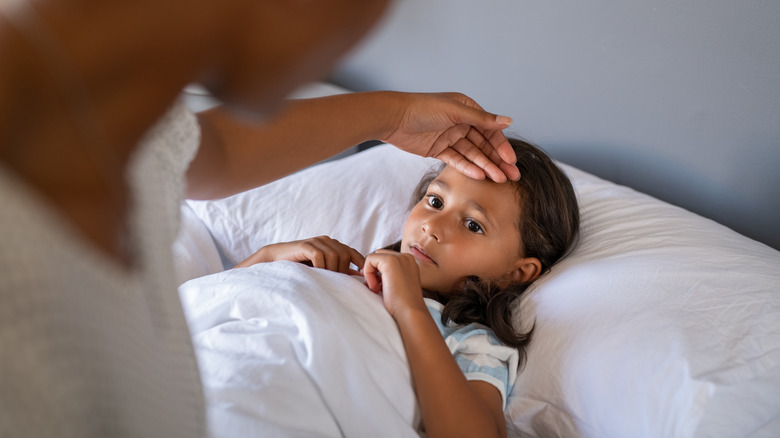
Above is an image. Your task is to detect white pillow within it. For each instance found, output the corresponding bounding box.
[187,145,439,265]
[507,165,780,438]
[172,203,224,285]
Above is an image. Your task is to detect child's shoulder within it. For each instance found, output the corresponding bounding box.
[424,298,502,346]
[423,297,444,312]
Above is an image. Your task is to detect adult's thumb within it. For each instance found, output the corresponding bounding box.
[456,104,513,130]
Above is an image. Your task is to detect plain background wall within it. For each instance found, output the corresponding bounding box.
[333,0,780,250]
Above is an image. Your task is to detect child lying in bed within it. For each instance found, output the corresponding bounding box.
[235,138,580,438]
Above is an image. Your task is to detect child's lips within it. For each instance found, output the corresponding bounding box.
[410,245,436,265]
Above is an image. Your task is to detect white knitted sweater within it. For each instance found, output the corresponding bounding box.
[0,102,207,438]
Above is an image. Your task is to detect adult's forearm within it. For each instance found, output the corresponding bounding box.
[186,91,406,200]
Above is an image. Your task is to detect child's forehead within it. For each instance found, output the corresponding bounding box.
[434,167,521,207]
[435,166,515,191]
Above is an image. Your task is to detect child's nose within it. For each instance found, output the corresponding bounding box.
[421,217,445,242]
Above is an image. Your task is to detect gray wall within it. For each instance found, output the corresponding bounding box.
[333,0,780,250]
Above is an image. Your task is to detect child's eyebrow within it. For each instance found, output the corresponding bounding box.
[467,199,494,230]
[429,179,448,192]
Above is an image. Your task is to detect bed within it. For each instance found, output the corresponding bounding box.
[174,82,780,438]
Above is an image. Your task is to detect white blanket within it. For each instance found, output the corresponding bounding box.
[178,261,420,437]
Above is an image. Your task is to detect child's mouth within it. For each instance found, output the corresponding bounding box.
[409,245,436,265]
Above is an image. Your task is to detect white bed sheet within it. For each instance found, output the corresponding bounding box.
[179,261,420,438]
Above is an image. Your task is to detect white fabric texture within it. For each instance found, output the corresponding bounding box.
[178,261,420,438]
[173,202,224,285]
[187,146,439,265]
[182,144,780,438]
[0,102,206,438]
[506,164,780,438]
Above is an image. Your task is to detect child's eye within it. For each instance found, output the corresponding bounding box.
[426,194,443,209]
[465,219,483,234]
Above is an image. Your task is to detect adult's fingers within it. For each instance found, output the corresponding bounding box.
[446,98,515,162]
[430,123,520,183]
[435,147,487,180]
[459,129,509,183]
[445,93,513,133]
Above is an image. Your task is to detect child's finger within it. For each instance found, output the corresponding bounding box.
[346,246,366,270]
[324,239,364,274]
[361,261,382,294]
[306,245,327,270]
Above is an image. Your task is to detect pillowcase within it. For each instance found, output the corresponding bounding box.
[172,203,225,285]
[186,145,439,265]
[506,164,780,438]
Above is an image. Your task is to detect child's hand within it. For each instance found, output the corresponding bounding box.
[235,236,364,274]
[362,249,427,318]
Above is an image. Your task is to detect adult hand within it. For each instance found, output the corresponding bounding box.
[236,236,365,274]
[382,93,520,183]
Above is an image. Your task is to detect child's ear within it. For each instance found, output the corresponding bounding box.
[512,257,543,283]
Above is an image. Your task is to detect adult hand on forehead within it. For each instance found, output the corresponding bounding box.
[381,92,520,183]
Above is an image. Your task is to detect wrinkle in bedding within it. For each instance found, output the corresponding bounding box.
[179,261,421,438]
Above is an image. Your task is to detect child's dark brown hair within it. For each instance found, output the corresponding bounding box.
[387,138,580,366]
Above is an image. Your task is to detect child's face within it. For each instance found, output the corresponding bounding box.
[401,166,525,294]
